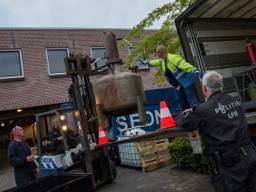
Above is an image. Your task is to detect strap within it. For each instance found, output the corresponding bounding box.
[176,71,186,80]
[176,59,183,68]
[164,59,168,71]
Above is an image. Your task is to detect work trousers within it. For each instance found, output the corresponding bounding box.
[179,82,199,109]
[210,144,256,192]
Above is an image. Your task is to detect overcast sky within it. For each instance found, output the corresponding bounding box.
[0,0,170,28]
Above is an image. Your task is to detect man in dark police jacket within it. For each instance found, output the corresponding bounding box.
[177,71,256,192]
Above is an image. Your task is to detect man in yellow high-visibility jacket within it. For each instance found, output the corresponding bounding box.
[149,45,200,109]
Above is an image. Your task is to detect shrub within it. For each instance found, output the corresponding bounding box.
[168,137,211,174]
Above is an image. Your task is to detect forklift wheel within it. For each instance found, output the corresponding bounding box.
[110,160,117,180]
[68,169,86,174]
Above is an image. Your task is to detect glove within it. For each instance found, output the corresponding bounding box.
[138,59,150,67]
[182,108,192,116]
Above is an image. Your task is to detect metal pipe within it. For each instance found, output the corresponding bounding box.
[104,31,122,65]
[35,116,42,156]
[91,57,104,68]
[95,104,105,131]
[136,95,147,125]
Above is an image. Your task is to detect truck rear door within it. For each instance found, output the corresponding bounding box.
[176,0,256,92]
[175,0,256,126]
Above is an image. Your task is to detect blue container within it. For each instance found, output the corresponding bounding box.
[38,156,64,177]
[117,136,141,167]
[40,167,64,177]
[111,87,181,140]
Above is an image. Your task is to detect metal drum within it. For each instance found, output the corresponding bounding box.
[94,72,145,116]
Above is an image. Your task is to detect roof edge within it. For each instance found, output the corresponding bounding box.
[0,27,155,31]
[175,0,205,24]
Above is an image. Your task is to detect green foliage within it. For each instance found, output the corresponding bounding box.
[121,0,197,84]
[122,3,176,43]
[168,137,211,174]
[124,27,180,69]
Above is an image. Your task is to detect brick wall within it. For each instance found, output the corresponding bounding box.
[0,29,165,112]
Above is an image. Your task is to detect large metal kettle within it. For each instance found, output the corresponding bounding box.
[93,32,146,127]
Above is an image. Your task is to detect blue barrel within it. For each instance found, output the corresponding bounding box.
[111,87,181,140]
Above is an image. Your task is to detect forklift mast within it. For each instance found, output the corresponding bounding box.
[64,54,112,186]
[66,55,99,139]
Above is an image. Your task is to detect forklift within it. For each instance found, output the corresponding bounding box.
[35,53,117,189]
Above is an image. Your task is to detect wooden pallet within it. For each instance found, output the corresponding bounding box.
[154,139,169,152]
[136,140,155,155]
[142,162,160,172]
[136,138,171,172]
[157,150,171,163]
[140,153,158,167]
[142,159,170,172]
[137,139,169,153]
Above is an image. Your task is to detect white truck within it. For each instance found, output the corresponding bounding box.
[175,0,256,137]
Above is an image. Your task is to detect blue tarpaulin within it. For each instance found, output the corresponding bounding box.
[111,87,181,140]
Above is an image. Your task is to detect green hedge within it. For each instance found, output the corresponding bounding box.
[168,137,211,174]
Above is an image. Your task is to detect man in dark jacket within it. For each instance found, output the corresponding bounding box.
[177,71,256,192]
[8,126,38,186]
[48,117,64,153]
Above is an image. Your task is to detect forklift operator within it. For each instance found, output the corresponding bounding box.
[49,116,80,152]
[177,71,256,192]
[48,117,64,153]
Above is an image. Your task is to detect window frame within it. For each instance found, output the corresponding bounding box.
[46,48,69,76]
[90,47,107,71]
[0,49,24,80]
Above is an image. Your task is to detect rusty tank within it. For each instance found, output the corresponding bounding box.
[94,31,146,126]
[94,72,145,116]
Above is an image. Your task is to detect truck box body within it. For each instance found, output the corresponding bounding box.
[175,0,256,126]
[175,0,256,93]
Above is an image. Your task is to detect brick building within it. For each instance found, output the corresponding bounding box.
[0,28,161,146]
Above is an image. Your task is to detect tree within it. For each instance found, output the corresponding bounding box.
[121,0,196,84]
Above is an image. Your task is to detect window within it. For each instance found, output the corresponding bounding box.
[90,47,108,71]
[0,50,24,79]
[47,48,69,75]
